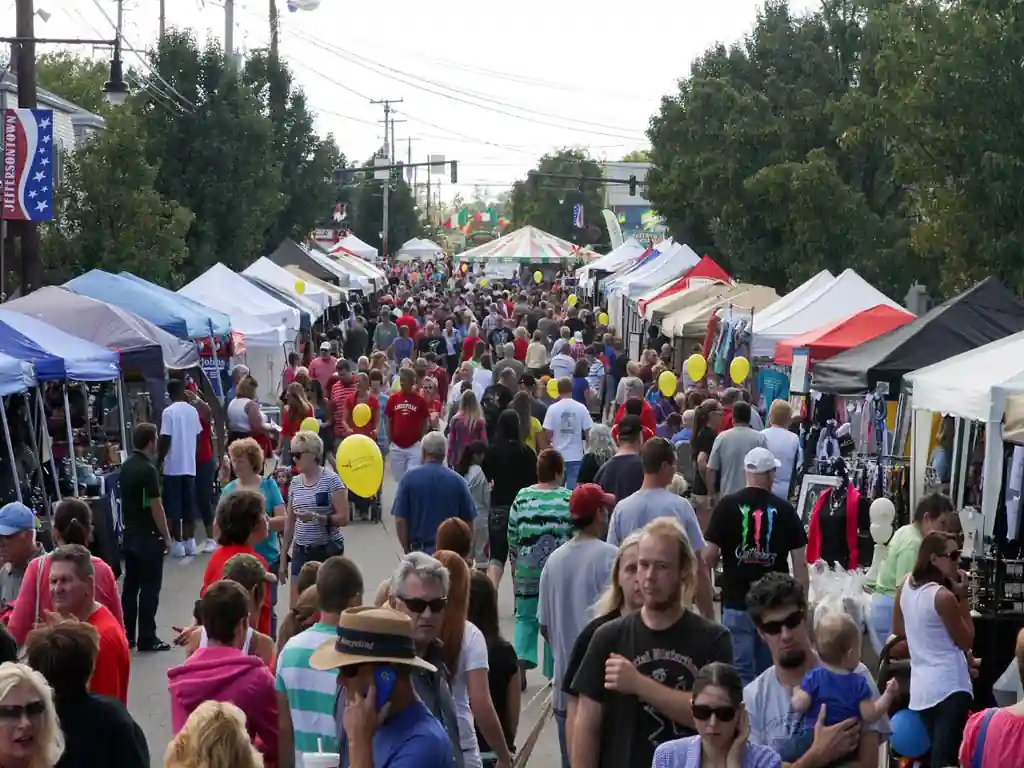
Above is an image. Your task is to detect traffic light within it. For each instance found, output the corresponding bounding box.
[450,161,458,184]
[628,175,637,196]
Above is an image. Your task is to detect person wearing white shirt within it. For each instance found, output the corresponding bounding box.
[761,399,801,499]
[542,377,594,490]
[550,352,575,382]
[159,379,203,558]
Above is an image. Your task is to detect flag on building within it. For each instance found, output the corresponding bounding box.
[572,203,584,229]
[2,109,55,222]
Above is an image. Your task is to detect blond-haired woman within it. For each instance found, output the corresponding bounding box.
[561,531,644,756]
[165,700,262,768]
[0,662,63,768]
[222,438,286,630]
[282,431,348,607]
[447,390,488,469]
[226,376,277,447]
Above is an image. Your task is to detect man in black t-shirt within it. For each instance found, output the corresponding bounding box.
[572,517,732,768]
[120,423,173,652]
[416,321,448,369]
[702,446,808,686]
[593,416,644,504]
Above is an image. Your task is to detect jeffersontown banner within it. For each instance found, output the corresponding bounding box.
[2,108,55,222]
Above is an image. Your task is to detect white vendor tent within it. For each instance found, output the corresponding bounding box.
[576,238,646,285]
[333,252,387,291]
[750,270,834,333]
[396,238,444,262]
[905,331,1024,536]
[604,240,700,299]
[331,233,379,262]
[244,257,333,312]
[181,263,301,333]
[662,284,780,338]
[750,269,900,359]
[456,225,578,264]
[282,266,346,305]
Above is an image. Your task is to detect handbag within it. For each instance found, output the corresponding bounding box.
[972,707,998,768]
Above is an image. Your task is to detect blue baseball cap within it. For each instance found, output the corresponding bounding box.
[0,502,37,536]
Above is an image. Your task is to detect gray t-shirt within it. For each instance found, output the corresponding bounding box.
[744,662,891,757]
[373,321,399,356]
[537,537,617,711]
[707,426,768,497]
[607,488,705,551]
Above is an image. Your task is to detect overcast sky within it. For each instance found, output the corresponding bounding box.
[15,0,816,200]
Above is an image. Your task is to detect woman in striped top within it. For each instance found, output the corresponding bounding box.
[282,431,348,607]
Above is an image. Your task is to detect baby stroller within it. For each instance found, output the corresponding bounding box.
[876,635,929,768]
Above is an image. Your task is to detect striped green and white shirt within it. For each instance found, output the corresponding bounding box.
[507,485,573,599]
[275,623,339,763]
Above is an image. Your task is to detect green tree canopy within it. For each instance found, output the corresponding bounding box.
[511,148,607,247]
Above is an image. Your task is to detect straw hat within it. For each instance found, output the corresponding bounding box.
[309,606,437,673]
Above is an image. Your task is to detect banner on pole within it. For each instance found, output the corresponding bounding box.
[2,109,55,222]
[572,203,584,229]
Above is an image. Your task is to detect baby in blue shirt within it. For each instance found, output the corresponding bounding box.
[780,613,897,764]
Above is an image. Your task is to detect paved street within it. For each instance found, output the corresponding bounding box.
[129,468,560,766]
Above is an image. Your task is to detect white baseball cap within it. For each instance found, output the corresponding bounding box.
[745,447,781,474]
[319,341,331,351]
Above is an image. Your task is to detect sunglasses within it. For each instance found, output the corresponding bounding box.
[937,550,961,562]
[692,704,737,722]
[397,596,447,614]
[0,701,45,721]
[758,610,805,635]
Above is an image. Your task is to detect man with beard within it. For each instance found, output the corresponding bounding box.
[571,517,731,768]
[743,573,889,767]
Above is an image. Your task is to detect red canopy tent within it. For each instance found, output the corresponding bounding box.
[774,304,915,365]
[637,255,732,313]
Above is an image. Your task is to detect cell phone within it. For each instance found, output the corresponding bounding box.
[373,666,397,713]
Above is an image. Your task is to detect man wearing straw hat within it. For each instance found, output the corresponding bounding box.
[312,606,454,768]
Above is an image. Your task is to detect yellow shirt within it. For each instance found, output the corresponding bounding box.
[523,417,543,452]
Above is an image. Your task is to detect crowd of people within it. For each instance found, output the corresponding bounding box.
[0,266,1008,768]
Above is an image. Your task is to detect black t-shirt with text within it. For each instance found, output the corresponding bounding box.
[704,486,808,610]
[488,327,514,350]
[563,611,621,696]
[593,453,644,505]
[690,426,717,496]
[573,610,732,768]
[417,335,448,365]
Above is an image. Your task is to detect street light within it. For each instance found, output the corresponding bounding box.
[102,0,130,106]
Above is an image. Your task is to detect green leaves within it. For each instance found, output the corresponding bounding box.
[645,0,1024,300]
[512,148,607,247]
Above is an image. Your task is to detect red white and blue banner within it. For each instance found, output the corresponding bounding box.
[572,203,584,229]
[2,109,55,222]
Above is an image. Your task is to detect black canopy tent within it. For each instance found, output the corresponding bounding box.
[811,278,1024,394]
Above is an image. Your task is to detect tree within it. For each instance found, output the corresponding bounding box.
[347,154,421,256]
[138,31,284,278]
[36,53,112,117]
[621,149,651,162]
[40,109,193,286]
[511,148,607,246]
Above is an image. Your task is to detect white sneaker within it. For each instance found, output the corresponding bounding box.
[170,541,186,558]
[184,538,197,557]
[201,539,217,554]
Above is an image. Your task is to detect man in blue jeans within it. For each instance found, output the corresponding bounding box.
[701,446,809,685]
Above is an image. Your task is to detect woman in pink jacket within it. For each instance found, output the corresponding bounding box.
[168,580,278,764]
[8,498,123,645]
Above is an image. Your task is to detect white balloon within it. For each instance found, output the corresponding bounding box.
[869,497,896,526]
[870,522,893,544]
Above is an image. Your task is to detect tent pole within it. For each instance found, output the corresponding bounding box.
[36,388,60,504]
[116,377,129,457]
[62,385,79,497]
[0,399,21,504]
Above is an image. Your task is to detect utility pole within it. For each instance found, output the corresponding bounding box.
[14,0,40,297]
[269,0,279,62]
[371,98,402,259]
[159,0,166,42]
[224,0,234,62]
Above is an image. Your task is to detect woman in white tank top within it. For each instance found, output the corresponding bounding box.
[892,530,974,767]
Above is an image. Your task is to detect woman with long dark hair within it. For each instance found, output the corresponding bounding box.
[468,572,519,767]
[434,551,511,768]
[511,391,546,453]
[892,531,974,768]
[482,411,538,587]
[690,398,723,530]
[457,440,490,566]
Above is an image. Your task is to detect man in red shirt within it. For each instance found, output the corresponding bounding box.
[385,368,430,484]
[424,352,450,403]
[461,322,482,362]
[331,360,357,440]
[345,372,380,440]
[613,377,658,434]
[49,545,130,704]
[395,305,419,338]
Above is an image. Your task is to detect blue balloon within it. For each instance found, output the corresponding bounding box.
[889,709,930,758]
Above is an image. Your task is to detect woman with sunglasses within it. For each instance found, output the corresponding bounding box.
[892,530,974,768]
[653,662,780,767]
[0,662,64,768]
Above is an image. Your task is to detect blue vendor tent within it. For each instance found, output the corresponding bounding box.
[66,270,224,341]
[0,309,119,381]
[117,272,232,339]
[0,351,35,396]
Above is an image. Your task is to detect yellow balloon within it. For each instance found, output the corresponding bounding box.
[686,353,707,382]
[567,294,578,307]
[730,356,751,384]
[480,279,488,287]
[391,378,401,392]
[658,370,677,398]
[533,270,543,284]
[546,378,559,399]
[598,312,609,326]
[352,402,372,428]
[294,279,305,295]
[336,434,384,498]
[299,417,320,434]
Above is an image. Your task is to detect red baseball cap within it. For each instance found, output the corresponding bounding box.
[570,483,616,522]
